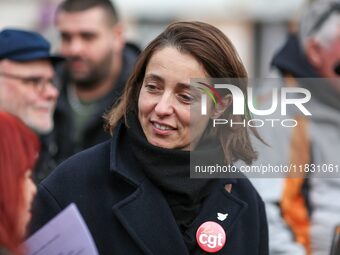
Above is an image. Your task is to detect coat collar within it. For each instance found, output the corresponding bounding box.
[109,121,146,186]
[110,122,189,254]
[109,122,248,254]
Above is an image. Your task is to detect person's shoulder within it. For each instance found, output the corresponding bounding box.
[57,139,111,170]
[235,177,254,188]
[40,140,112,187]
[232,178,264,205]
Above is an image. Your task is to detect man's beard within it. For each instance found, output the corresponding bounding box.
[67,50,114,91]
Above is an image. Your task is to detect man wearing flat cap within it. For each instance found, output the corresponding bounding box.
[0,29,63,181]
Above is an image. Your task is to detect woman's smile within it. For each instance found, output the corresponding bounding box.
[151,120,177,135]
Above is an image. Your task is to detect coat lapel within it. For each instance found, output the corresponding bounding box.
[112,179,189,255]
[109,125,188,255]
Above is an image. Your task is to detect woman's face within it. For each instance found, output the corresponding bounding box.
[138,47,214,150]
[18,170,37,238]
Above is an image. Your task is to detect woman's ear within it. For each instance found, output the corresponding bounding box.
[211,94,232,119]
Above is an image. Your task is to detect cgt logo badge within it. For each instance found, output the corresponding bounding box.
[196,221,226,253]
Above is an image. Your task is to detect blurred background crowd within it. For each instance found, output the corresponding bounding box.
[0,0,307,78]
[1,0,340,255]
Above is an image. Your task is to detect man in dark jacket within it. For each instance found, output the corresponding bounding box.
[35,0,140,182]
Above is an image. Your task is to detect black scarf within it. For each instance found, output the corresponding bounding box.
[125,112,224,237]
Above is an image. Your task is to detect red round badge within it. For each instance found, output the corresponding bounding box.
[196,221,226,253]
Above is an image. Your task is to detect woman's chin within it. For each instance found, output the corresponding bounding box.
[148,138,172,149]
[147,137,190,151]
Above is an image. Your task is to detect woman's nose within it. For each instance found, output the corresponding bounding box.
[154,93,174,116]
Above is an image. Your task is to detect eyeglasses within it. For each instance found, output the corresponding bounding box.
[0,72,58,93]
[308,3,340,35]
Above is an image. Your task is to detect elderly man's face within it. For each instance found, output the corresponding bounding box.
[307,35,340,78]
[0,60,59,134]
[315,38,340,79]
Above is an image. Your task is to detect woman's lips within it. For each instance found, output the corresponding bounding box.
[151,121,176,135]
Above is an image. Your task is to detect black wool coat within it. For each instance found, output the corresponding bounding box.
[29,124,269,255]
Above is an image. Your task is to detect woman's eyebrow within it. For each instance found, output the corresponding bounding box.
[144,74,193,90]
[176,83,192,91]
[144,73,164,83]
